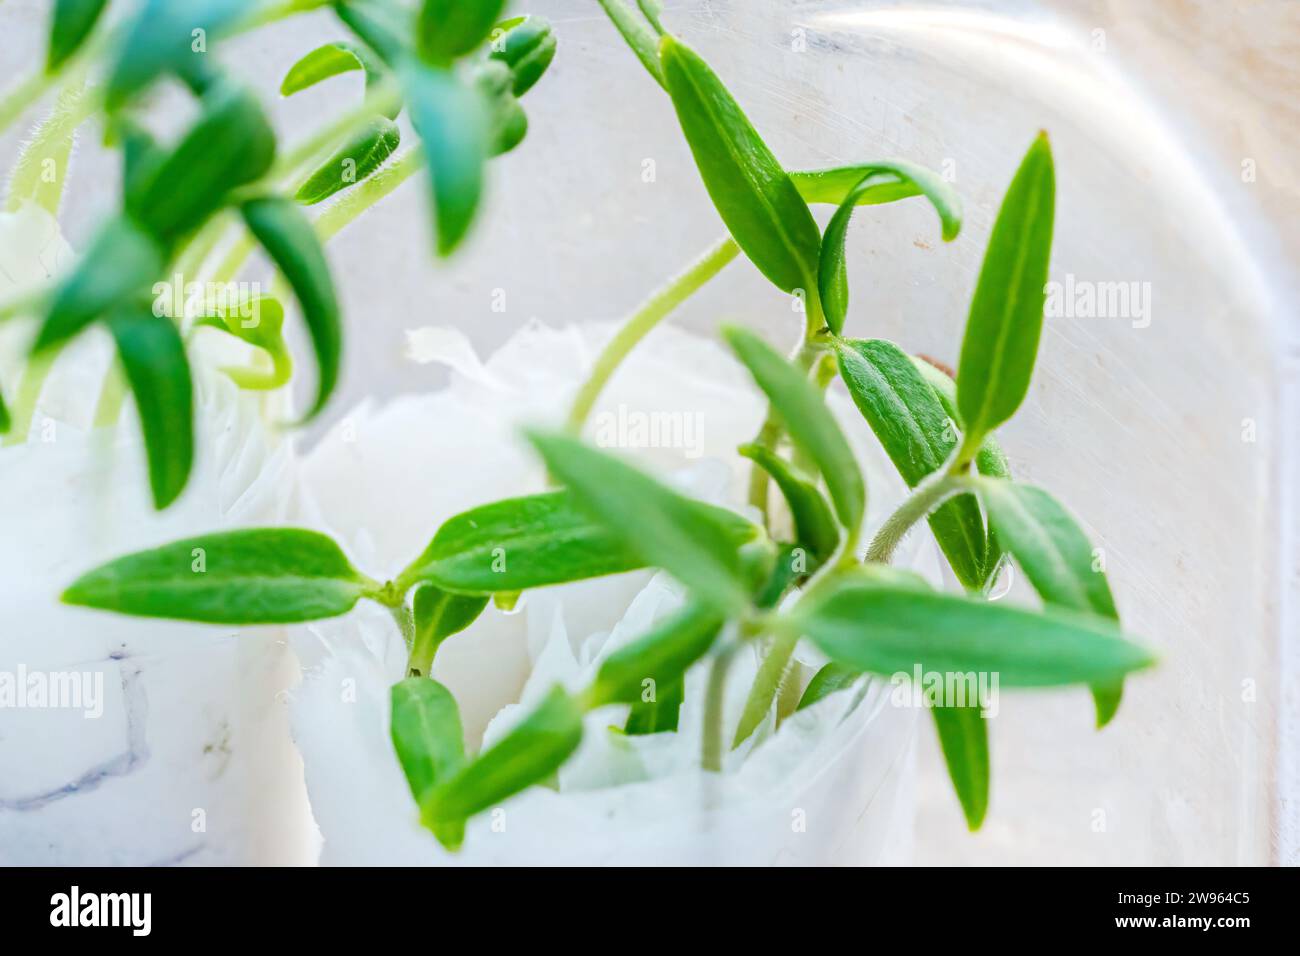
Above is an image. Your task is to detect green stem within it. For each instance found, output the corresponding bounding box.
[952,430,985,473]
[0,70,55,140]
[0,0,321,141]
[732,628,798,748]
[315,148,424,243]
[566,236,739,433]
[0,18,113,139]
[701,644,736,772]
[5,79,92,215]
[205,91,412,288]
[0,287,47,325]
[236,0,334,31]
[407,621,439,679]
[268,79,401,185]
[389,602,417,655]
[92,362,128,429]
[744,334,826,518]
[172,214,233,286]
[1,349,55,446]
[745,413,783,518]
[210,234,258,287]
[865,471,966,565]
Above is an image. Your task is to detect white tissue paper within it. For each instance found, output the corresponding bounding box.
[291,319,938,865]
[0,204,313,865]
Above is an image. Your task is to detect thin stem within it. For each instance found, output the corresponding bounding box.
[744,335,826,518]
[952,430,985,473]
[1,349,55,446]
[315,148,424,243]
[0,70,55,139]
[0,0,317,142]
[201,147,422,296]
[202,87,411,287]
[388,603,416,654]
[268,79,401,185]
[5,79,92,215]
[701,644,735,772]
[865,471,967,566]
[172,214,234,286]
[92,362,128,429]
[210,235,258,287]
[0,18,112,139]
[745,414,783,518]
[237,0,334,31]
[406,620,440,679]
[0,287,46,325]
[732,628,798,748]
[566,237,739,432]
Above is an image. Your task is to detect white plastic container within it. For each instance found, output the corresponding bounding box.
[0,207,313,865]
[0,0,1292,865]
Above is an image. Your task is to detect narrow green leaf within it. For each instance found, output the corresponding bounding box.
[105,0,255,109]
[817,162,960,334]
[738,444,839,561]
[33,217,166,353]
[401,61,490,256]
[955,133,1056,446]
[835,338,986,588]
[127,83,277,242]
[63,528,370,623]
[909,354,1012,480]
[596,0,666,88]
[399,491,646,595]
[801,161,960,234]
[795,662,860,711]
[295,116,401,205]
[660,36,820,295]
[391,677,466,848]
[195,294,293,390]
[931,703,989,830]
[724,326,864,533]
[488,15,557,96]
[116,120,166,203]
[408,585,489,677]
[975,481,1116,619]
[0,379,10,434]
[240,197,342,421]
[417,0,507,63]
[793,579,1154,687]
[907,354,1013,590]
[792,168,923,208]
[975,478,1124,726]
[624,680,683,734]
[105,307,194,510]
[47,0,109,72]
[817,176,872,336]
[587,601,725,707]
[526,431,760,615]
[422,685,583,830]
[281,41,390,103]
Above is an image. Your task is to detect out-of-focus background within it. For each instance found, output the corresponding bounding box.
[2,0,1296,864]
